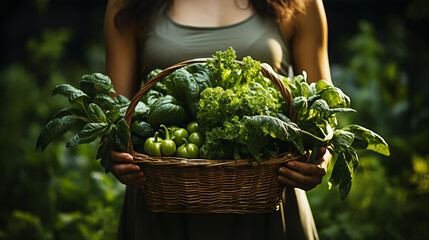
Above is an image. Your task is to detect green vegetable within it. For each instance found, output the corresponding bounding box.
[188,132,204,148]
[243,72,390,200]
[172,128,189,146]
[176,138,200,159]
[131,121,154,139]
[160,125,176,156]
[145,63,212,119]
[197,53,282,160]
[36,73,130,172]
[200,116,250,160]
[186,121,199,133]
[197,48,389,200]
[144,132,163,156]
[133,101,150,121]
[146,95,190,128]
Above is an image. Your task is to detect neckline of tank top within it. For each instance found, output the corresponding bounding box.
[166,10,257,31]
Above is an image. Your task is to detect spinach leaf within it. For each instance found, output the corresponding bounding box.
[244,115,301,142]
[146,95,190,128]
[80,73,115,96]
[329,152,353,200]
[97,141,113,173]
[66,122,109,148]
[343,124,390,156]
[37,72,131,173]
[88,103,107,123]
[53,84,88,104]
[36,114,77,151]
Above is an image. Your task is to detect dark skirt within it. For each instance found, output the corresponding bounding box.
[116,186,319,240]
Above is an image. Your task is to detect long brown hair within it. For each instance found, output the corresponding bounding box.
[114,0,305,30]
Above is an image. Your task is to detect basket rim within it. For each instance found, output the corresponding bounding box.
[132,152,302,167]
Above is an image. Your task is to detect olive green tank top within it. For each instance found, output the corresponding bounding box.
[139,8,291,81]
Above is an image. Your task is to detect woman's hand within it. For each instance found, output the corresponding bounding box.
[277,147,331,191]
[110,151,145,186]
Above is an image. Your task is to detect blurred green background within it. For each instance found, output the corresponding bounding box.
[1,0,428,239]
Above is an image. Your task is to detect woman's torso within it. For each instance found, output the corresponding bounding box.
[117,5,316,240]
[138,6,291,82]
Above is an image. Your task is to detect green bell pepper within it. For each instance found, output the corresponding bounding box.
[177,138,199,159]
[160,124,176,156]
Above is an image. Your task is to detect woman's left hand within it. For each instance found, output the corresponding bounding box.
[277,147,331,191]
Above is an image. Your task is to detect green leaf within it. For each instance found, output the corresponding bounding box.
[328,152,341,187]
[339,160,353,201]
[113,95,130,105]
[52,108,76,119]
[315,79,332,92]
[329,152,353,200]
[87,103,107,123]
[52,84,88,103]
[93,94,116,110]
[292,96,308,119]
[320,87,350,108]
[66,123,108,148]
[105,108,120,124]
[300,81,310,98]
[131,121,154,139]
[114,118,130,150]
[327,108,357,114]
[133,101,150,121]
[332,130,355,150]
[146,69,163,82]
[310,99,330,113]
[345,147,359,172]
[97,141,113,173]
[80,73,115,95]
[36,115,77,151]
[343,124,390,156]
[244,115,301,141]
[303,118,334,142]
[247,130,272,163]
[147,95,190,128]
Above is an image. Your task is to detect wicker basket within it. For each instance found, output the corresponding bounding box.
[124,58,300,214]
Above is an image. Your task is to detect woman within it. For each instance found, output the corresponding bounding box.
[104,0,331,239]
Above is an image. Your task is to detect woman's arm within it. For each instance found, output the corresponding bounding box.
[104,0,139,99]
[282,0,331,84]
[104,0,145,186]
[277,0,332,191]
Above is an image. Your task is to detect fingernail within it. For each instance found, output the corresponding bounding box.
[287,161,294,167]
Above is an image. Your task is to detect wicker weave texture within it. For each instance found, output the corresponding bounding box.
[135,153,300,213]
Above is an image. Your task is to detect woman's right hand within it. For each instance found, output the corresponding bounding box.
[110,151,145,186]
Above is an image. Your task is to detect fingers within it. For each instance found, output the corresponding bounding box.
[287,160,327,177]
[111,163,145,186]
[277,161,327,191]
[110,151,133,163]
[110,151,145,186]
[111,162,140,176]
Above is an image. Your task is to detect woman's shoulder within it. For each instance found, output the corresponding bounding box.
[278,0,327,44]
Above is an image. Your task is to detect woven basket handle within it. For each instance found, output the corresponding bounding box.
[124,58,295,155]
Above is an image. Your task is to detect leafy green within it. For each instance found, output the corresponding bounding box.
[144,63,213,119]
[36,114,77,151]
[276,71,389,200]
[146,95,190,128]
[197,48,390,200]
[342,124,390,156]
[197,49,283,161]
[36,73,132,172]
